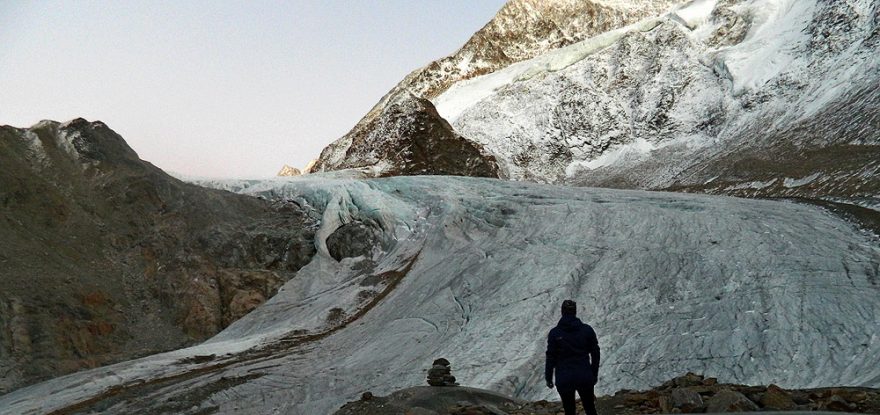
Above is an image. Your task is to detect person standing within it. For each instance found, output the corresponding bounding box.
[545,299,601,415]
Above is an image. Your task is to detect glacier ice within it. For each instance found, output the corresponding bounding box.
[2,176,878,414]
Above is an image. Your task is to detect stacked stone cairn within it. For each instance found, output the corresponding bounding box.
[426,358,458,386]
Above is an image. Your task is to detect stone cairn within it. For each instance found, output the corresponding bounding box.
[426,358,458,386]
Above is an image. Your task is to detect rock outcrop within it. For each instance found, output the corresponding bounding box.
[311,92,499,178]
[0,119,318,393]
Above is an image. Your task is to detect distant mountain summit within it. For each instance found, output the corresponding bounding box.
[277,164,302,176]
[312,0,678,177]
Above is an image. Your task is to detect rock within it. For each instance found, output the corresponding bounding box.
[706,389,759,413]
[673,373,705,388]
[426,358,458,387]
[824,395,852,412]
[703,377,718,386]
[659,396,672,413]
[276,164,301,176]
[760,384,795,410]
[325,221,382,261]
[671,388,704,413]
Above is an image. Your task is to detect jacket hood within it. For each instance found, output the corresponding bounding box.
[557,314,584,332]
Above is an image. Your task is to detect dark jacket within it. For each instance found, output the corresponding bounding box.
[545,315,600,390]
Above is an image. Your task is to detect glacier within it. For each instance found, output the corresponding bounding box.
[2,176,878,414]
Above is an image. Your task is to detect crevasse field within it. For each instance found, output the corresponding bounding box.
[2,176,878,414]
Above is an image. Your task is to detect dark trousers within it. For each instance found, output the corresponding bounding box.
[558,383,597,415]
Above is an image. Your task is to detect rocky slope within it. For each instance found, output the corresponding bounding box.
[0,119,318,394]
[336,373,880,415]
[311,0,680,176]
[436,0,879,204]
[3,176,877,414]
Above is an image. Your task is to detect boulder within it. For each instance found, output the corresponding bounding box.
[824,394,853,412]
[706,389,759,413]
[674,373,705,388]
[760,384,795,410]
[671,388,704,413]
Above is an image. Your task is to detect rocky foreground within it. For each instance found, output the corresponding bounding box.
[337,373,880,415]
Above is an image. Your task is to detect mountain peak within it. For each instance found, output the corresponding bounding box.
[277,164,302,176]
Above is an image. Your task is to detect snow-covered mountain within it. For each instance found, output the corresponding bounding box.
[311,0,680,177]
[438,0,879,200]
[3,176,878,414]
[314,0,879,206]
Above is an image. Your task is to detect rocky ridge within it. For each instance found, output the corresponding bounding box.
[0,119,318,393]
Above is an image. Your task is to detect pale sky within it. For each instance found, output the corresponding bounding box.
[0,1,507,178]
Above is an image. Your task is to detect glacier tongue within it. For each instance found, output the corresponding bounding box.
[2,176,878,415]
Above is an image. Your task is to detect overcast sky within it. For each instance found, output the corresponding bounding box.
[0,1,506,178]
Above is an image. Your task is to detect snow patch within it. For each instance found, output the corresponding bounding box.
[725,179,778,191]
[783,172,822,188]
[672,0,718,29]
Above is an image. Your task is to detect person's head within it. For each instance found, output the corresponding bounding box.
[561,300,577,316]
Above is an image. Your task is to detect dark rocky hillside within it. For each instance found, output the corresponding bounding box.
[0,119,318,393]
[311,92,500,178]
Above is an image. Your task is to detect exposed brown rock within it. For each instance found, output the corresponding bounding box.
[706,389,760,413]
[760,384,796,410]
[824,394,853,412]
[670,388,704,413]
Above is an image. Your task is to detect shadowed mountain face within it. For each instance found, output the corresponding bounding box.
[0,119,318,393]
[312,92,500,178]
